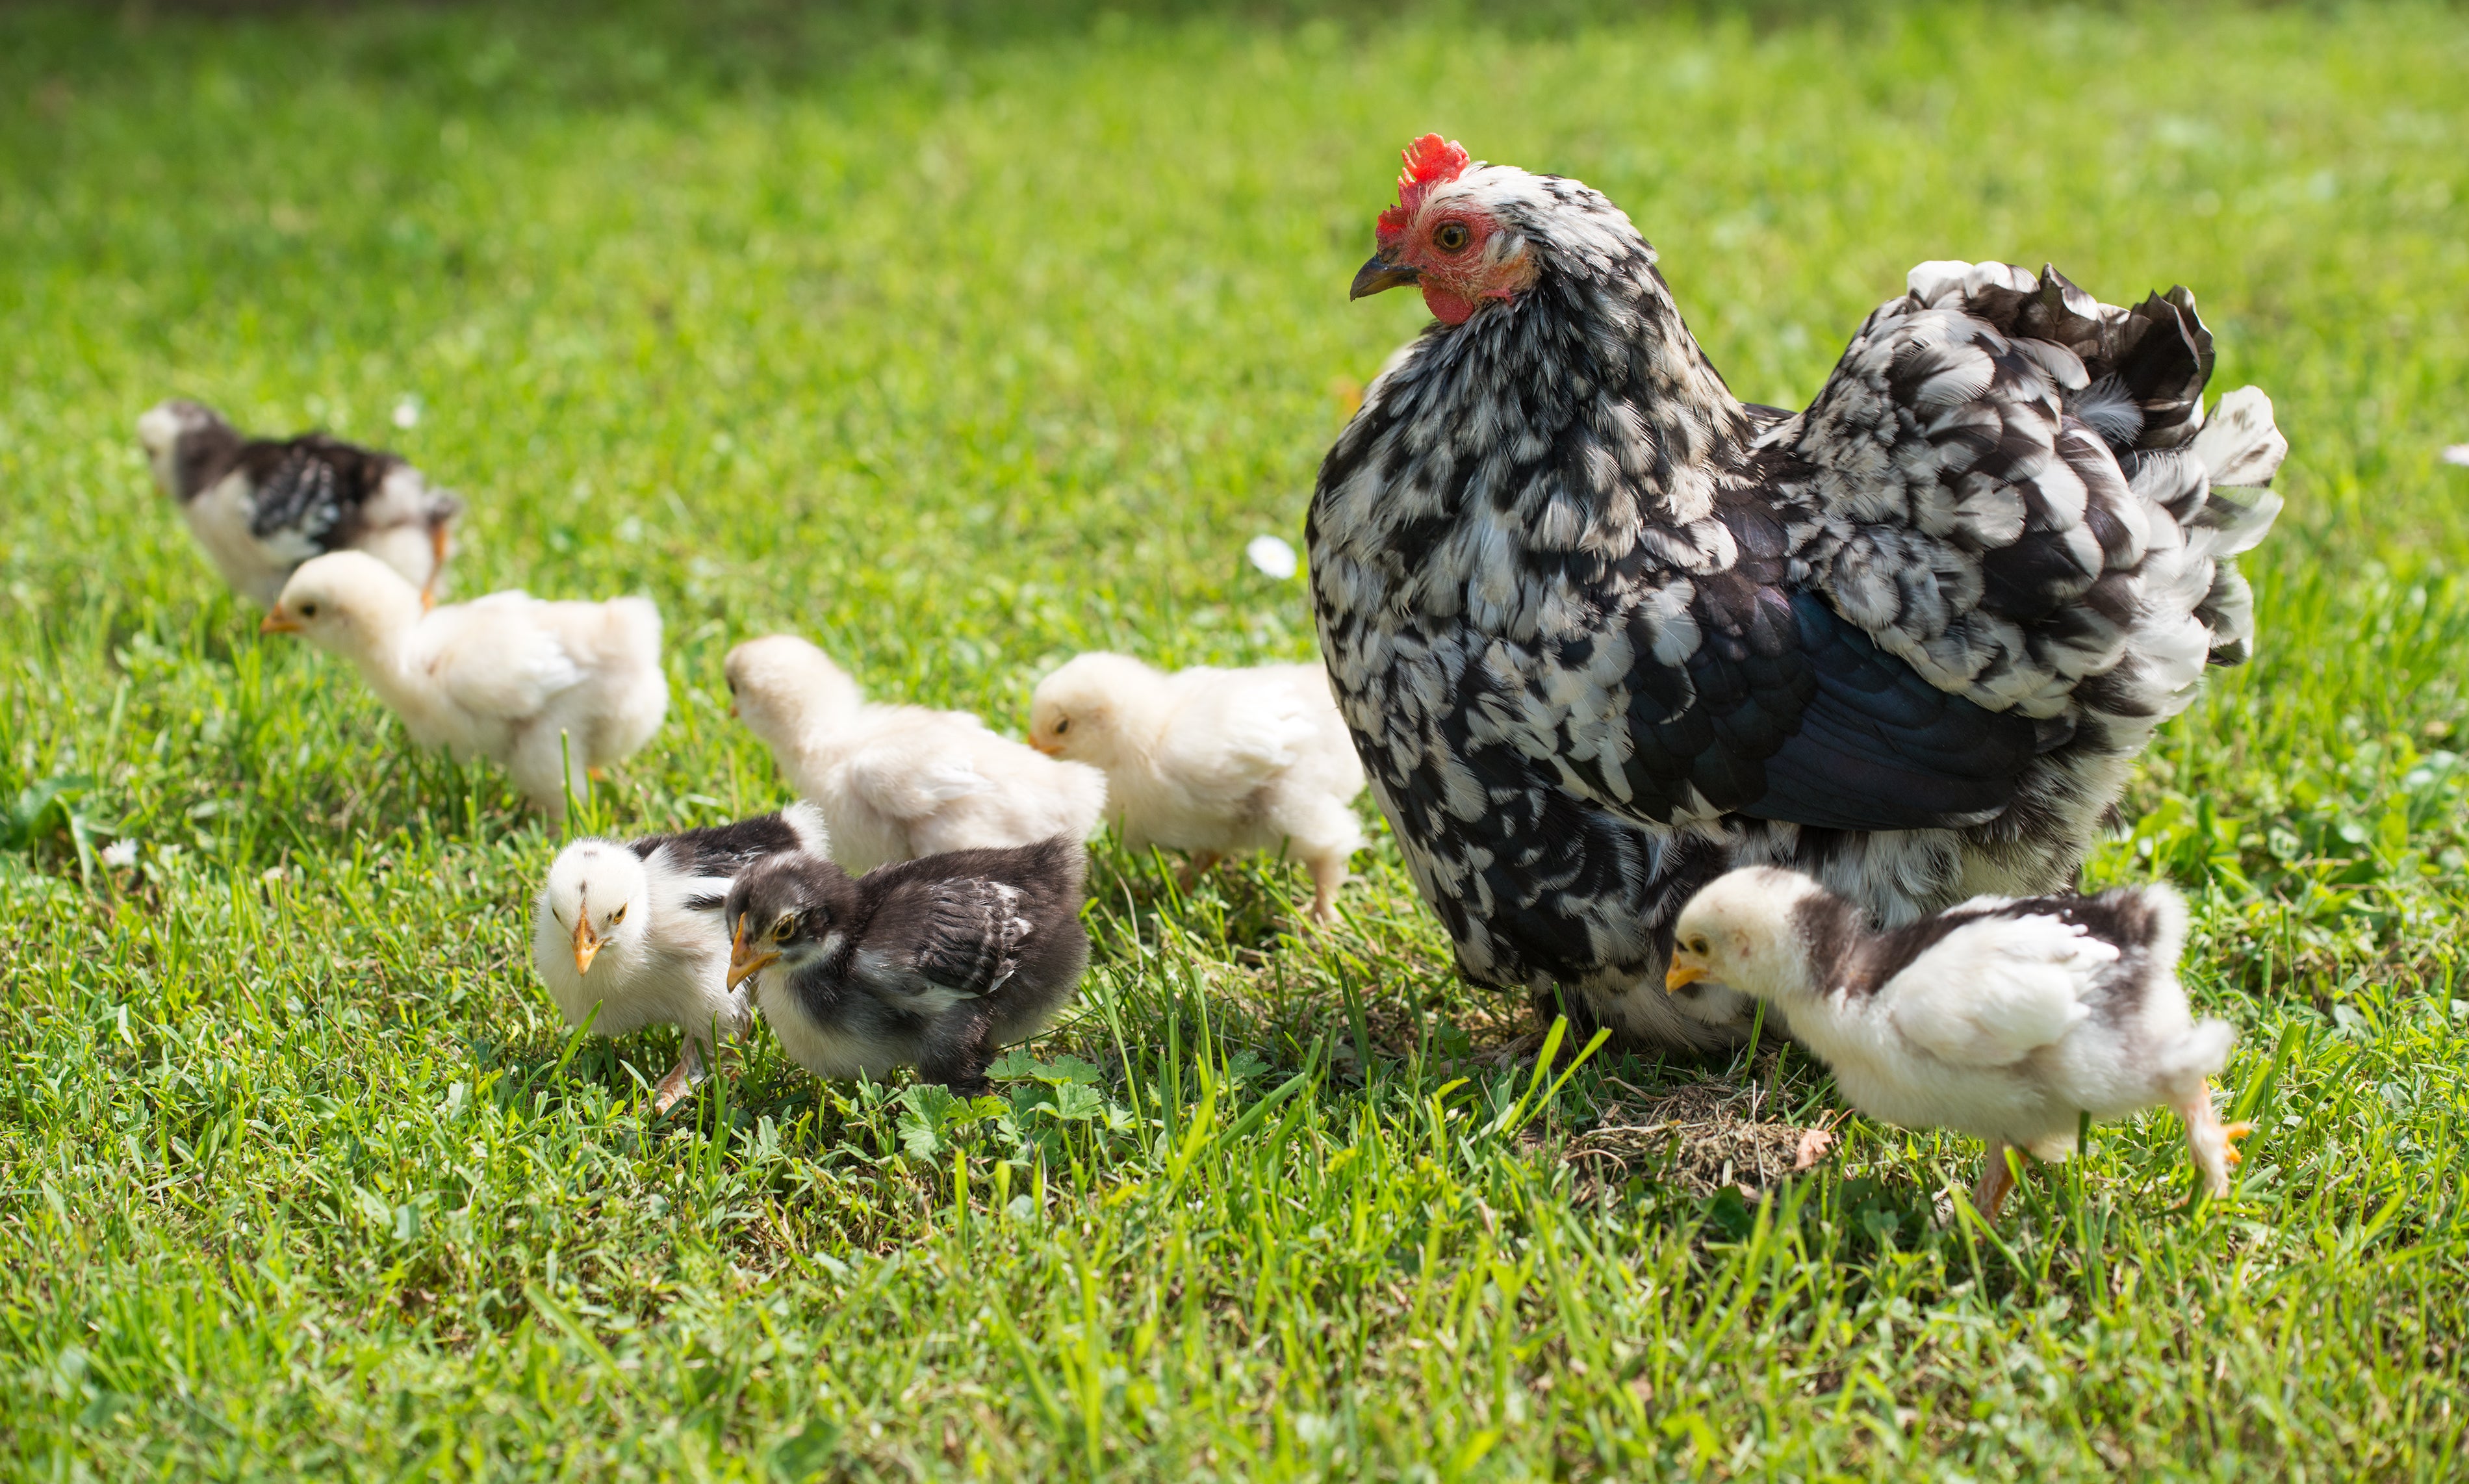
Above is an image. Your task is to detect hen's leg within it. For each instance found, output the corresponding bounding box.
[1971,1140,2019,1220]
[2180,1081,2251,1198]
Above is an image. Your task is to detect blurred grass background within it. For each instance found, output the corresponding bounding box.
[2,1,2466,1478]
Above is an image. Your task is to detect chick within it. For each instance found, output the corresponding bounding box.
[262,552,666,818]
[138,399,462,608]
[1029,652,1366,923]
[533,803,829,1112]
[723,837,1089,1094]
[724,634,1107,873]
[1665,867,2244,1218]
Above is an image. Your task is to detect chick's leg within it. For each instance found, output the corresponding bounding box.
[1971,1140,2019,1221]
[420,522,450,611]
[650,1055,701,1115]
[1304,854,1347,927]
[2180,1081,2251,1198]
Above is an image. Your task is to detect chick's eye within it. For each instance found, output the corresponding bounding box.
[299,602,320,619]
[771,912,797,941]
[609,903,626,925]
[1433,220,1472,253]
[1691,937,1710,954]
[1054,717,1069,734]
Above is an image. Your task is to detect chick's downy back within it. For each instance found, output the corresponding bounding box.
[728,635,1105,873]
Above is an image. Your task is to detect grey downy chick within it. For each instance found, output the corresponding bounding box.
[724,836,1089,1095]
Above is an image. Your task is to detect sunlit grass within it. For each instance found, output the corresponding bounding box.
[2,1,2465,1478]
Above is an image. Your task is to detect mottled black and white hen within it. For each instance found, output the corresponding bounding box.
[1311,136,2288,1051]
[724,838,1088,1094]
[138,399,461,607]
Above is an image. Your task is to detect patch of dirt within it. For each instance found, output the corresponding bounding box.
[1562,1075,1839,1199]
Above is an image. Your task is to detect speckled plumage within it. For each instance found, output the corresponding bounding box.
[1309,151,2286,1051]
[138,400,462,606]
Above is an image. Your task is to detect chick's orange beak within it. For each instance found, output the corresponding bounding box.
[572,913,602,976]
[726,920,778,990]
[259,608,303,635]
[1029,737,1061,756]
[1664,956,1709,993]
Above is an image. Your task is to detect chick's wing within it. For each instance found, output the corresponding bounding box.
[1883,913,2109,1067]
[416,594,587,717]
[1153,678,1318,798]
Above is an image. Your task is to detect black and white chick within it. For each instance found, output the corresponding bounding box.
[723,837,1089,1095]
[1665,867,2245,1218]
[138,399,462,608]
[533,802,829,1112]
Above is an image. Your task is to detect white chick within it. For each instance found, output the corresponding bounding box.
[263,551,667,818]
[723,633,1106,873]
[1665,867,2244,1219]
[1028,652,1366,923]
[533,803,828,1112]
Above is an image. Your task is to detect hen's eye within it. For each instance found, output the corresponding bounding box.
[1433,221,1472,252]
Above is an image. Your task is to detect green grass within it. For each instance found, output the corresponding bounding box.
[4,1,2467,1477]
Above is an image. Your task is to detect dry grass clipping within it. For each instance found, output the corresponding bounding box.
[1563,1074,1839,1199]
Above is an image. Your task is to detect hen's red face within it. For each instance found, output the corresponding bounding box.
[1351,134,1533,326]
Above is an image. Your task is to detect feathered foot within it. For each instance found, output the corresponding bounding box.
[1971,1139,2021,1221]
[2180,1081,2251,1199]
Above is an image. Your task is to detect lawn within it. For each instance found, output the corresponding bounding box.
[3,1,2466,1477]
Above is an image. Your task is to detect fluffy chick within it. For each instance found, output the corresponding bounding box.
[264,552,666,818]
[138,399,462,607]
[724,634,1106,873]
[533,803,828,1112]
[1029,652,1366,923]
[1666,867,2244,1218]
[723,837,1089,1094]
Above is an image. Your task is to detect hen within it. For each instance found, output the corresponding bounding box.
[1310,135,2287,1051]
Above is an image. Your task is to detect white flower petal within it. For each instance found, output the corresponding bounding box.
[392,396,422,430]
[101,839,138,868]
[2443,443,2469,468]
[1246,533,1299,580]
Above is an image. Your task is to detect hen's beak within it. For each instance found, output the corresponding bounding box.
[726,921,778,990]
[1350,252,1419,300]
[1664,956,1709,993]
[572,914,602,976]
[259,608,302,635]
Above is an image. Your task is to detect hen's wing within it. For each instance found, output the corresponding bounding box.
[416,594,585,718]
[856,876,1032,1003]
[1468,262,2268,836]
[1878,912,2110,1067]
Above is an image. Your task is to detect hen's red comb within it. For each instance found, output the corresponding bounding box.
[1377,133,1472,242]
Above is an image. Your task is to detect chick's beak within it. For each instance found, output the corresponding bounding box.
[1664,956,1709,993]
[1029,737,1060,756]
[572,914,602,976]
[259,608,303,635]
[1350,251,1420,301]
[726,921,778,990]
